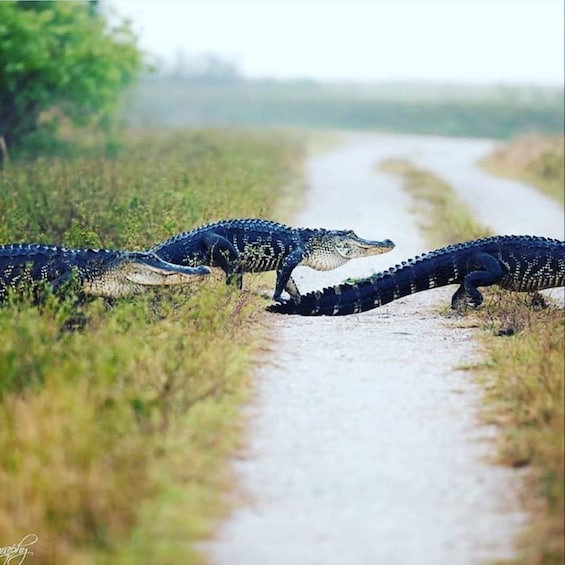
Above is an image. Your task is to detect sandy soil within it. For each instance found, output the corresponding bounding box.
[205,133,564,565]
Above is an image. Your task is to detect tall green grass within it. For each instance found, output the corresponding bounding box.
[0,129,303,564]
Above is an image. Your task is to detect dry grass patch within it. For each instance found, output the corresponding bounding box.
[379,158,491,245]
[477,293,564,565]
[480,134,564,205]
[0,285,265,564]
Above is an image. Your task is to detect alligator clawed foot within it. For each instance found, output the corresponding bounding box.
[273,294,302,305]
[528,292,548,310]
[450,299,477,312]
[450,299,481,311]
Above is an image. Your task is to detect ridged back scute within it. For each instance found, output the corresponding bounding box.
[151,218,295,250]
[0,244,124,282]
[0,243,120,258]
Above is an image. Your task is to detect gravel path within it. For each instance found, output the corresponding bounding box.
[206,133,564,565]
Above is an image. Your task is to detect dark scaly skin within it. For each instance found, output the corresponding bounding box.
[0,244,210,301]
[269,235,565,316]
[151,218,395,301]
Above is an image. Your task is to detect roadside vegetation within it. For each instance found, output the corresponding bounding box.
[480,135,565,205]
[0,129,303,564]
[380,157,564,564]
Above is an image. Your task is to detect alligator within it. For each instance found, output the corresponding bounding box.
[269,235,565,316]
[151,218,395,302]
[0,244,211,302]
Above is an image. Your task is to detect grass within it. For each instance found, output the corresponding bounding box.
[480,134,565,205]
[381,157,564,564]
[0,128,303,564]
[480,302,564,564]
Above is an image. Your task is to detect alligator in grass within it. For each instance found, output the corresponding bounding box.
[151,218,395,302]
[269,235,565,316]
[0,244,210,302]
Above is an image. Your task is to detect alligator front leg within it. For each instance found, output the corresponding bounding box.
[274,248,304,302]
[50,271,74,294]
[37,271,82,303]
[451,252,503,308]
[284,276,301,301]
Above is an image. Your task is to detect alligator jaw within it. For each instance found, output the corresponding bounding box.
[302,232,396,271]
[124,266,210,286]
[85,253,210,297]
[338,236,396,258]
[123,253,211,286]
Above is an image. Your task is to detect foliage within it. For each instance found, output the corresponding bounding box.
[0,1,142,152]
[0,128,303,564]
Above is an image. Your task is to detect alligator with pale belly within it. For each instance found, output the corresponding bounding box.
[0,243,210,302]
[152,218,395,301]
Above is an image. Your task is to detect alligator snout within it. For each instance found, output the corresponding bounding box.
[355,237,395,250]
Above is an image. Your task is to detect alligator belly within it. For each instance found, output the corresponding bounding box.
[238,247,283,273]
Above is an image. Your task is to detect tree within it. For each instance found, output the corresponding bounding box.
[0,1,143,151]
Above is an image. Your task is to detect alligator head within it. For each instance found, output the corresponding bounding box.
[303,229,395,270]
[83,251,211,297]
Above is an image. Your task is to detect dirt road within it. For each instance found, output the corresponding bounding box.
[206,133,564,565]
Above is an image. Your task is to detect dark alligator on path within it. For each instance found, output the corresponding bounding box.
[0,244,210,302]
[151,218,395,302]
[269,235,565,316]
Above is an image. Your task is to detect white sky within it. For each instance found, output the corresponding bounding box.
[108,0,565,84]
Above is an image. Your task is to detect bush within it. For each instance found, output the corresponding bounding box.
[0,1,142,154]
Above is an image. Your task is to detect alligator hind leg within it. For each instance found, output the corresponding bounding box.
[451,252,503,309]
[199,233,243,288]
[451,283,484,309]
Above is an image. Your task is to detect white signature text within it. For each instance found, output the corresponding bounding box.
[0,534,38,565]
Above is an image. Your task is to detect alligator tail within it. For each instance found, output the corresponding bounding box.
[269,251,462,316]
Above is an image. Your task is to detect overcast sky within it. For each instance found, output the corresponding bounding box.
[108,0,564,85]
